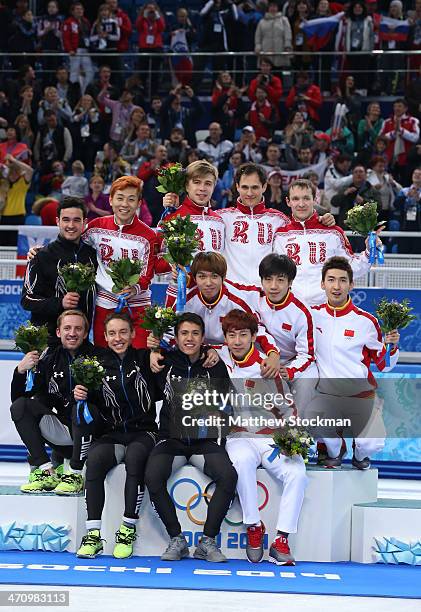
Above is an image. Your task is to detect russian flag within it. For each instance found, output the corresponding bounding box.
[301,13,343,51]
[379,17,410,43]
[170,29,193,86]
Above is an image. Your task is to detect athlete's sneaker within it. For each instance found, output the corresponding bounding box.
[246,522,266,563]
[193,536,227,563]
[351,455,371,470]
[318,439,347,468]
[268,535,295,566]
[319,455,343,469]
[161,534,190,561]
[77,530,104,558]
[20,469,60,493]
[113,524,137,559]
[54,473,83,495]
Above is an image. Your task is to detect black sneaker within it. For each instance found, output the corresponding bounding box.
[352,455,371,470]
[319,455,343,469]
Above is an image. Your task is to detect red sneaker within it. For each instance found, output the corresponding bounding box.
[246,522,265,563]
[269,535,295,566]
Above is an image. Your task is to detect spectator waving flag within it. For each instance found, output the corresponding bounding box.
[379,17,410,43]
[170,29,193,86]
[301,13,344,51]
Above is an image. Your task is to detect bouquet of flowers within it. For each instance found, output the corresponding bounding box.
[268,428,314,463]
[345,201,386,264]
[105,258,143,313]
[160,215,200,312]
[15,322,49,392]
[70,355,105,424]
[141,305,179,349]
[156,163,186,195]
[59,262,96,293]
[376,298,417,365]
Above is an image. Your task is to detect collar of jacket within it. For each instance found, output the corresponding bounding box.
[198,284,226,309]
[112,214,138,230]
[265,289,293,311]
[56,234,82,252]
[325,297,354,318]
[236,199,266,215]
[288,211,320,229]
[181,196,211,215]
[231,343,261,368]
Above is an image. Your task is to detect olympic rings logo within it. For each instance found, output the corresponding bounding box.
[170,477,269,527]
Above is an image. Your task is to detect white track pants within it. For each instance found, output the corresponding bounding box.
[226,437,308,534]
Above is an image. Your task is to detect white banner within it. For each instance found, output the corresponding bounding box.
[281,160,328,191]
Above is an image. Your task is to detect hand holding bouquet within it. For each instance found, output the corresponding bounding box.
[141,305,179,350]
[105,258,143,313]
[268,428,314,463]
[15,322,49,391]
[376,298,416,365]
[70,355,105,424]
[159,215,199,312]
[345,201,386,264]
[59,262,96,293]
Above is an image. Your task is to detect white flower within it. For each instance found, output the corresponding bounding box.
[155,311,162,319]
[289,428,299,438]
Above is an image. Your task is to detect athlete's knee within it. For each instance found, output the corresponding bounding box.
[85,444,116,480]
[10,397,28,422]
[144,457,169,493]
[125,441,150,476]
[214,462,237,493]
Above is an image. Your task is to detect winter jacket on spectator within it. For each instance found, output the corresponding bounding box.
[254,12,292,68]
[135,13,165,49]
[379,113,420,167]
[113,7,132,52]
[62,15,91,52]
[36,12,63,51]
[285,83,322,123]
[199,0,238,52]
[198,137,233,170]
[249,74,283,106]
[33,124,73,169]
[248,99,278,140]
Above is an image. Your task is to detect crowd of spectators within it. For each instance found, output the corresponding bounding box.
[0,0,420,251]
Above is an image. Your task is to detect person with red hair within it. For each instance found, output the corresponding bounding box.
[83,175,167,348]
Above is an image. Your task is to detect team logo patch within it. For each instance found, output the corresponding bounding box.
[344,329,355,337]
[245,379,255,388]
[282,323,292,331]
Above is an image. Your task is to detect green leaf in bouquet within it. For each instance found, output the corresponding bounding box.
[376,298,417,333]
[15,322,49,354]
[345,201,384,237]
[128,274,140,285]
[156,163,186,196]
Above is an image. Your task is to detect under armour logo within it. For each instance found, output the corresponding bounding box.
[106,376,117,381]
[53,371,64,378]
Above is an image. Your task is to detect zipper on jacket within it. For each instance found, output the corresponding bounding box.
[118,355,135,432]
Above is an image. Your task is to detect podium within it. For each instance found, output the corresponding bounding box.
[0,465,378,562]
